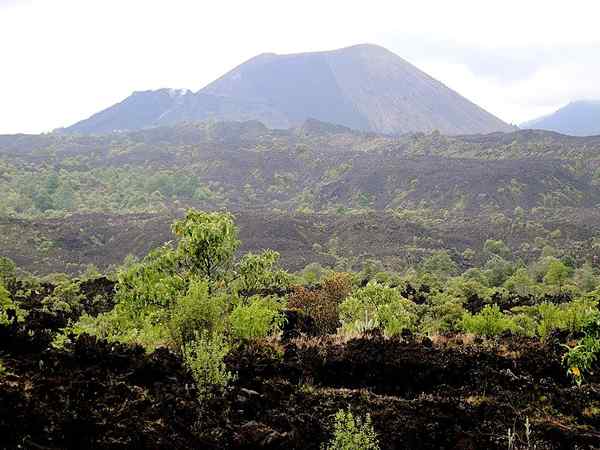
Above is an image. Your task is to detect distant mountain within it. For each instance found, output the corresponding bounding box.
[522,100,600,136]
[64,44,514,135]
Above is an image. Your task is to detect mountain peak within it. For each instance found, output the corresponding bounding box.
[65,44,513,135]
[522,99,600,136]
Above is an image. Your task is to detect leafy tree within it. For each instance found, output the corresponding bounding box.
[573,263,598,293]
[115,245,185,313]
[543,258,572,291]
[171,209,240,281]
[236,250,291,293]
[0,257,17,290]
[168,278,228,348]
[503,268,539,297]
[484,239,512,259]
[228,296,286,341]
[483,256,515,287]
[420,250,458,280]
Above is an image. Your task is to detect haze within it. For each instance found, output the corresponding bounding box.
[1,0,600,134]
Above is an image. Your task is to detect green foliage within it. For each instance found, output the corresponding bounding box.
[168,278,229,348]
[484,239,512,259]
[236,250,291,293]
[0,283,26,325]
[41,280,84,316]
[323,408,380,450]
[483,256,515,287]
[182,331,233,399]
[172,209,240,281]
[115,245,185,313]
[0,256,17,289]
[460,305,516,338]
[420,291,466,334]
[503,268,539,297]
[339,282,417,335]
[563,335,600,385]
[420,250,457,279]
[543,257,572,290]
[229,296,286,342]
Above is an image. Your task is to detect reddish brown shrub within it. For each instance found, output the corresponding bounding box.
[288,272,353,335]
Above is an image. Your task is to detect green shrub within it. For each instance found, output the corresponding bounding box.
[168,278,228,348]
[182,331,233,399]
[68,304,171,351]
[0,257,17,290]
[339,282,417,336]
[503,268,540,297]
[420,250,457,280]
[115,245,185,313]
[420,291,465,334]
[323,408,380,450]
[460,305,516,338]
[0,283,26,325]
[229,296,286,342]
[563,335,600,385]
[171,209,240,281]
[236,250,291,293]
[42,280,84,316]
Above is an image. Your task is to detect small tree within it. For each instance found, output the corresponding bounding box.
[543,258,571,291]
[171,209,240,281]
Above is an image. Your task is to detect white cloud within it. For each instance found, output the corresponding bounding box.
[1,0,600,133]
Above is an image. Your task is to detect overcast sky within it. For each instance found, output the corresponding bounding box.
[1,0,600,134]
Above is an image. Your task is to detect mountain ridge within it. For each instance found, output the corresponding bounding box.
[522,100,600,136]
[64,44,514,135]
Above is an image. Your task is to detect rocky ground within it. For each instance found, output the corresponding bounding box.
[1,280,599,449]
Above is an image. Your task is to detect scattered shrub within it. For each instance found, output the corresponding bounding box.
[460,305,516,338]
[323,408,380,450]
[339,282,417,336]
[236,249,291,293]
[183,331,233,399]
[168,278,228,348]
[42,280,84,317]
[0,283,26,325]
[288,272,352,334]
[229,296,286,342]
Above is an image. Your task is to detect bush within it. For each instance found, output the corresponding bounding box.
[236,250,291,294]
[563,335,600,385]
[229,296,286,342]
[460,305,516,338]
[41,280,84,317]
[323,408,380,450]
[0,283,26,325]
[0,257,17,290]
[68,304,171,352]
[420,291,465,334]
[339,282,417,336]
[171,209,240,281]
[183,331,233,399]
[288,272,352,335]
[168,278,228,348]
[115,245,185,313]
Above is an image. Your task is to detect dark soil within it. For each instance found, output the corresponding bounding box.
[1,283,599,449]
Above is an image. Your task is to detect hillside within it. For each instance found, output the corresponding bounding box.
[522,100,600,136]
[3,121,600,274]
[64,44,514,135]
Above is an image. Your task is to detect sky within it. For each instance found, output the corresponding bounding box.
[1,0,600,134]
